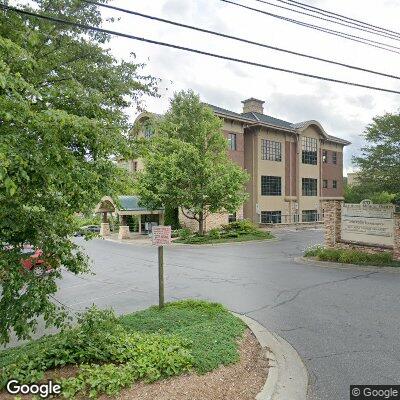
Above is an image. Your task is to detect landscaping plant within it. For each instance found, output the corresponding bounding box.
[304,245,399,267]
[0,300,246,399]
[174,220,273,244]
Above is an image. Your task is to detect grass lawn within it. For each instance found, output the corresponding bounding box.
[119,300,245,373]
[174,231,274,245]
[0,300,246,399]
[304,245,400,268]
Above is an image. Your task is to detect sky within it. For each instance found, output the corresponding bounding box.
[18,0,400,173]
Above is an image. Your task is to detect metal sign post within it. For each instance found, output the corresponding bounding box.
[152,226,172,309]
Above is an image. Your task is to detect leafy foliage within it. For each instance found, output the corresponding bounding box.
[353,112,400,196]
[0,301,245,398]
[174,220,273,244]
[134,90,249,235]
[120,300,246,374]
[304,245,399,267]
[164,206,181,230]
[0,0,157,343]
[0,307,193,398]
[344,185,396,205]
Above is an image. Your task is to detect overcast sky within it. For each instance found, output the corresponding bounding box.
[23,0,400,173]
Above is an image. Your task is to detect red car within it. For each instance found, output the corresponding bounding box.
[20,245,45,271]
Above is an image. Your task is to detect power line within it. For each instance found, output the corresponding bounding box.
[250,0,400,42]
[281,0,400,39]
[219,0,400,55]
[2,4,400,95]
[83,0,400,81]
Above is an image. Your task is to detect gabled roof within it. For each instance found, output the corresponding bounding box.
[95,196,163,213]
[206,104,350,145]
[205,104,254,123]
[242,112,293,129]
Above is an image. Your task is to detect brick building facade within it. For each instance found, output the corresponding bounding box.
[120,98,350,230]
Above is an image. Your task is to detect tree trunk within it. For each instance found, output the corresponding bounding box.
[198,211,204,236]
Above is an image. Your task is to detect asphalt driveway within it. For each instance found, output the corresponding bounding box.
[51,229,400,399]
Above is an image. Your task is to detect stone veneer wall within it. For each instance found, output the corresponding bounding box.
[179,207,244,232]
[322,200,400,261]
[394,214,400,261]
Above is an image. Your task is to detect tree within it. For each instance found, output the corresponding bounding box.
[344,184,396,204]
[0,1,157,344]
[135,90,249,236]
[354,112,400,195]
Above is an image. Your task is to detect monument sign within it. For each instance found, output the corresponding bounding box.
[341,200,395,247]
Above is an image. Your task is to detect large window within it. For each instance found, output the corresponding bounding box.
[322,149,328,163]
[302,210,318,222]
[228,212,237,223]
[261,211,282,224]
[302,178,317,196]
[228,133,237,151]
[261,139,282,161]
[144,126,154,139]
[261,176,282,196]
[302,137,318,165]
[332,151,337,164]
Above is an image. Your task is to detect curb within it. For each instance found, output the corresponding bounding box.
[171,237,280,247]
[233,312,308,400]
[102,236,280,248]
[295,256,400,273]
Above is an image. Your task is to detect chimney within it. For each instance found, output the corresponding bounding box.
[242,98,265,114]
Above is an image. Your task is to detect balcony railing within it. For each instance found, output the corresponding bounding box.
[260,213,323,225]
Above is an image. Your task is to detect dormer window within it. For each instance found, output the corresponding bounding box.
[144,126,154,139]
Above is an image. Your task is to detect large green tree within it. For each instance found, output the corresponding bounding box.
[354,112,400,195]
[135,90,249,235]
[0,1,157,343]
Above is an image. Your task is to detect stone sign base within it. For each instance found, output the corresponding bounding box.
[118,225,131,240]
[322,200,400,261]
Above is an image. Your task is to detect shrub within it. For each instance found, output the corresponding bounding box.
[222,219,259,235]
[304,246,397,267]
[0,307,193,398]
[178,227,191,240]
[208,228,221,239]
[0,301,247,399]
[304,245,324,257]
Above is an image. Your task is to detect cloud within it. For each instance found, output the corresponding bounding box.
[161,0,191,17]
[346,94,375,109]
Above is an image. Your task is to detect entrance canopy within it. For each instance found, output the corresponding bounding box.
[95,195,164,216]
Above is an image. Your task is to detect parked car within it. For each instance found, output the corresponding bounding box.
[20,245,46,271]
[74,225,101,236]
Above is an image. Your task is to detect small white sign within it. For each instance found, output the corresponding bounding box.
[152,226,172,246]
